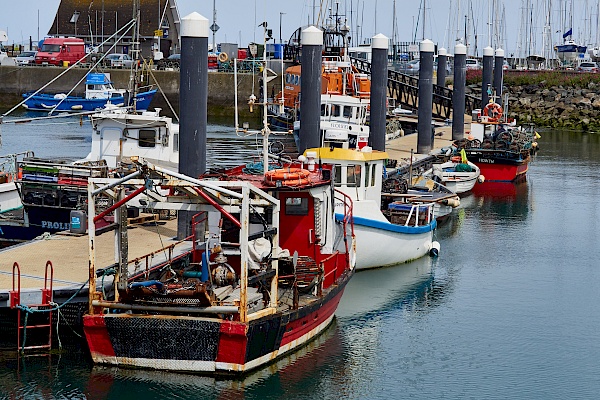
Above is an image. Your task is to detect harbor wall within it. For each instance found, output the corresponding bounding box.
[0,66,264,120]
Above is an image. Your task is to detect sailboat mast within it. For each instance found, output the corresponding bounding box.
[392,0,397,59]
[594,0,600,46]
[488,0,492,47]
[423,0,426,40]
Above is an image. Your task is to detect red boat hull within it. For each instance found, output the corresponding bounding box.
[465,150,530,182]
[83,266,351,375]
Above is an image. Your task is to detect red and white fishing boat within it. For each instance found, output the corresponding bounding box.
[83,157,355,374]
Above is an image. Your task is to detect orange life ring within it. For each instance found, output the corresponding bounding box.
[483,102,503,122]
[265,168,311,186]
[218,52,228,62]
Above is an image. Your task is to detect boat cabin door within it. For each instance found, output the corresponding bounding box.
[98,128,122,167]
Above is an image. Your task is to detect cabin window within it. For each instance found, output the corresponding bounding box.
[371,164,377,187]
[331,105,341,117]
[285,197,309,215]
[343,106,352,118]
[333,165,342,186]
[138,129,156,148]
[346,165,361,186]
[321,104,327,116]
[173,133,179,152]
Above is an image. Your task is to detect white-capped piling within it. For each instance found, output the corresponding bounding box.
[179,12,209,176]
[493,48,505,101]
[417,39,435,154]
[452,43,467,141]
[481,46,494,107]
[370,34,389,151]
[178,12,209,239]
[436,48,447,87]
[298,26,323,153]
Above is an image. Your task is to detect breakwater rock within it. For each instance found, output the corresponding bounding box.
[467,82,600,131]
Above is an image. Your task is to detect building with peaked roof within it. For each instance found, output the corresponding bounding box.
[47,0,181,58]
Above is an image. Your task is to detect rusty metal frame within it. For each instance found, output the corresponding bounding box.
[86,164,281,321]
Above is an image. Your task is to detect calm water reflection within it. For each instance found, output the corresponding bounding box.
[1,121,599,399]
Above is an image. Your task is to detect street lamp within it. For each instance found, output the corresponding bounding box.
[70,11,80,37]
[279,12,286,44]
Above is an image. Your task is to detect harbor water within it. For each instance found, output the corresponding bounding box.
[0,113,599,399]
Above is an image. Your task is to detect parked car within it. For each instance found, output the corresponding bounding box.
[577,61,599,73]
[466,58,481,70]
[15,51,36,66]
[156,53,180,70]
[103,53,135,68]
[398,59,420,75]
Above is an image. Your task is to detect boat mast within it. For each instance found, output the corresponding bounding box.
[130,0,141,111]
[261,24,270,175]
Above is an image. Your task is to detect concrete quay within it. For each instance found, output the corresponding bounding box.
[0,219,183,308]
[0,65,259,118]
[384,117,471,168]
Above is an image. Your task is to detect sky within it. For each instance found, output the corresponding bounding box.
[1,0,597,58]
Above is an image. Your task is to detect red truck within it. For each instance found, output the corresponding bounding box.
[35,37,86,66]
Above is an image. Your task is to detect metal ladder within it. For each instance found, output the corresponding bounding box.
[10,261,54,352]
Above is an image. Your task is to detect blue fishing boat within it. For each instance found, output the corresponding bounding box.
[21,73,157,112]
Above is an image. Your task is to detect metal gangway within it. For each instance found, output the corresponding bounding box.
[350,57,480,120]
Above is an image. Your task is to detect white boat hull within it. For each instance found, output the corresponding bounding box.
[441,174,478,194]
[347,214,435,270]
[431,161,481,194]
[0,182,22,213]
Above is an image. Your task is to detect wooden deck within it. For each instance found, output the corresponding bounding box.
[0,219,183,294]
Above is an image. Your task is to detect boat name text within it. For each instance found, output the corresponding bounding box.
[42,221,70,230]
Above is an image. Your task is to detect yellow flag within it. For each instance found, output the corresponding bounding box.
[460,148,468,163]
